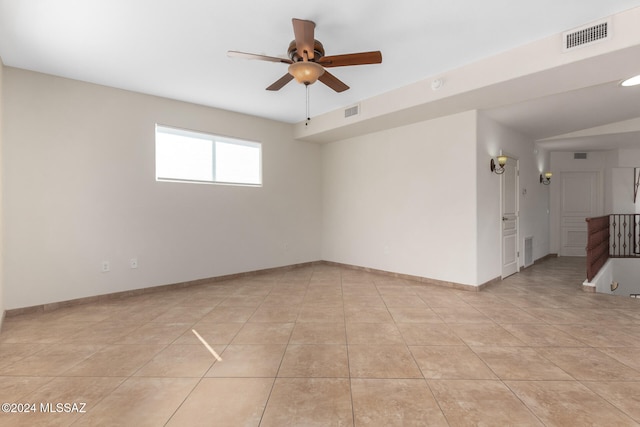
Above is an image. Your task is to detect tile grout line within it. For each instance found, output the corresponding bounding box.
[340,268,357,427]
[256,268,312,426]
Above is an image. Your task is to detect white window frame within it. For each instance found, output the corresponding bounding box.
[155,125,262,186]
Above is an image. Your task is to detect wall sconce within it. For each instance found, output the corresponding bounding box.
[490,156,507,174]
[540,172,552,185]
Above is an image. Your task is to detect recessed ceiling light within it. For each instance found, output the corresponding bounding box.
[621,74,640,87]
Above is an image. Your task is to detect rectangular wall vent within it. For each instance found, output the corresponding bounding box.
[574,152,588,160]
[344,104,360,118]
[524,236,534,268]
[563,20,610,51]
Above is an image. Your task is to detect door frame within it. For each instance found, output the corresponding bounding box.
[500,153,520,279]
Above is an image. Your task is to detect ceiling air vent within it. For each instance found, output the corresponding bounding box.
[574,152,588,160]
[344,104,360,118]
[563,20,610,51]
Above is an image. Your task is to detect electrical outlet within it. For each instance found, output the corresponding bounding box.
[130,258,138,269]
[101,261,110,272]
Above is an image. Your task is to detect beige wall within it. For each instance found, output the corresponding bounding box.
[321,111,481,286]
[611,149,640,214]
[320,110,550,287]
[3,68,322,309]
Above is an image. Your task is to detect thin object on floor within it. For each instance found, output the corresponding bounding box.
[192,329,223,361]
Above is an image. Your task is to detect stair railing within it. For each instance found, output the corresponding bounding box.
[586,214,640,281]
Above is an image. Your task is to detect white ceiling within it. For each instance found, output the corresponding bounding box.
[1,0,640,150]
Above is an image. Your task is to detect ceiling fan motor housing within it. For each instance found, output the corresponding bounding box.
[288,40,325,61]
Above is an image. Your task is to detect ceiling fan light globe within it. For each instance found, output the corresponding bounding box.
[288,61,325,85]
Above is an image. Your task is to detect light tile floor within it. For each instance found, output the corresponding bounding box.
[1,256,640,426]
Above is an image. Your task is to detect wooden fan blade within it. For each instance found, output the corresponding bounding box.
[318,71,349,93]
[319,51,382,68]
[292,18,315,60]
[266,73,294,91]
[227,50,292,64]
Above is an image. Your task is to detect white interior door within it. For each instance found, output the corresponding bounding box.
[502,159,519,278]
[560,171,600,256]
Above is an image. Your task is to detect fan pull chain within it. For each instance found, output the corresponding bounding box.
[305,83,311,125]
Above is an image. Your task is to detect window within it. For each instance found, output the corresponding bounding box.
[155,125,262,186]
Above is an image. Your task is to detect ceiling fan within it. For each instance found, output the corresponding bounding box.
[228,18,382,93]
